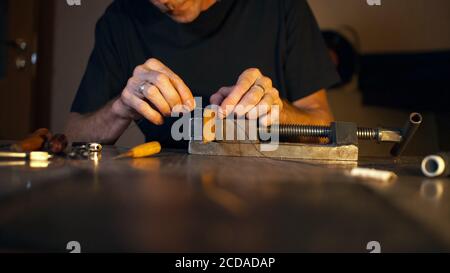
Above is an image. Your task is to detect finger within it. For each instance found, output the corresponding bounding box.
[169,76,195,110]
[268,88,284,109]
[142,84,172,117]
[150,71,182,111]
[144,59,195,110]
[137,71,183,111]
[255,76,272,92]
[220,68,262,117]
[259,106,280,127]
[234,85,265,117]
[126,76,146,99]
[121,89,164,125]
[257,88,283,125]
[210,86,233,106]
[246,93,274,120]
[133,65,149,76]
[144,58,171,72]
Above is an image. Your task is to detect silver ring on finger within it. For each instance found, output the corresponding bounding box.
[253,83,266,94]
[136,81,150,95]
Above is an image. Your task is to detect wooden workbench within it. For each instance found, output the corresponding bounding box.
[0,146,449,252]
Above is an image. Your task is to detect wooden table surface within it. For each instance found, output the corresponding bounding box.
[0,146,449,252]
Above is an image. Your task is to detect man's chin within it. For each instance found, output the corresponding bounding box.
[169,9,201,23]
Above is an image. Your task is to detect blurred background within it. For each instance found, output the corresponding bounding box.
[0,0,449,156]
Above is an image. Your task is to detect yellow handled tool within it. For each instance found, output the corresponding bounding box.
[114,141,161,160]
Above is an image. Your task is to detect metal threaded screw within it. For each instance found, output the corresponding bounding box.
[356,127,379,140]
[266,124,379,141]
[268,125,331,138]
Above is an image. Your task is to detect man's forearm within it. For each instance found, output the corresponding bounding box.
[280,100,334,125]
[279,90,334,125]
[65,99,132,144]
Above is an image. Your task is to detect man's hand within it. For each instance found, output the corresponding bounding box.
[112,58,196,125]
[210,68,283,126]
[210,68,335,127]
[65,58,195,144]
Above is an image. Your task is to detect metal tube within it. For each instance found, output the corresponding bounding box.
[421,152,450,178]
[390,113,423,157]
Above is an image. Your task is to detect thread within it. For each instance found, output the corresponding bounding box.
[356,127,379,140]
[266,124,379,141]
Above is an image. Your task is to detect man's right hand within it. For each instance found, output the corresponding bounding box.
[112,58,195,125]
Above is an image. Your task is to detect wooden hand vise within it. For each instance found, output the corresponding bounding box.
[188,112,422,161]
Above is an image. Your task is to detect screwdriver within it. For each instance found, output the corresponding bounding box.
[113,141,161,160]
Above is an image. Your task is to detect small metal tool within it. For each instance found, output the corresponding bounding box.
[68,143,103,159]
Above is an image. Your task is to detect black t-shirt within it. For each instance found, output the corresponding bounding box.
[71,0,339,148]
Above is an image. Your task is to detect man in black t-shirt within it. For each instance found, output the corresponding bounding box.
[66,0,340,148]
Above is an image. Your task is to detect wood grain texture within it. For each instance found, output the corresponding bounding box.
[0,147,449,252]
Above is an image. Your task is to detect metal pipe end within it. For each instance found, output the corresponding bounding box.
[390,112,423,157]
[410,112,423,125]
[421,155,446,178]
